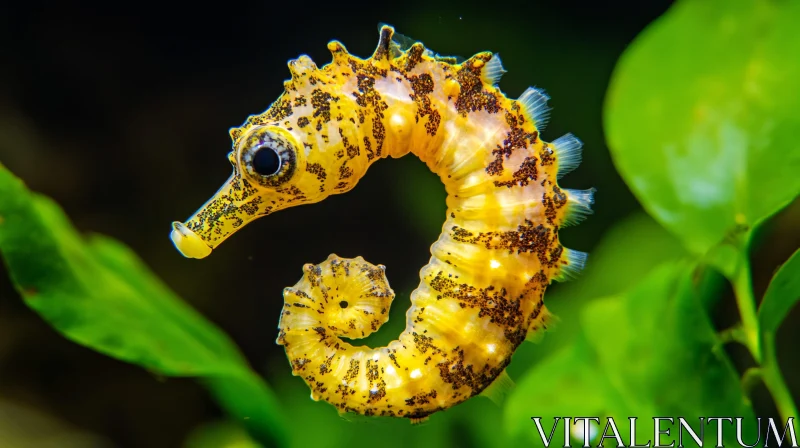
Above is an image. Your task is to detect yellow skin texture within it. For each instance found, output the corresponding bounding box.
[171,26,589,421]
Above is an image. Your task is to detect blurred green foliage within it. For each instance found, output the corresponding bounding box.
[0,399,114,448]
[0,165,286,447]
[0,0,798,447]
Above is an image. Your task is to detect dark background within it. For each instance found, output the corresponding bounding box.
[1,1,797,447]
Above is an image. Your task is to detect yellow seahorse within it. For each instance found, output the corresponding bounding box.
[170,25,594,422]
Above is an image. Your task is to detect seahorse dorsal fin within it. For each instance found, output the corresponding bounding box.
[518,86,551,131]
[562,188,596,227]
[526,305,559,343]
[410,416,430,425]
[378,22,417,57]
[480,369,515,406]
[555,248,589,282]
[481,54,506,86]
[551,133,583,179]
[376,22,465,63]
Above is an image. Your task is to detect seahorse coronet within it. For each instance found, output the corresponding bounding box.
[171,24,594,422]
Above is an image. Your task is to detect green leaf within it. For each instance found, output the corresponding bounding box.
[507,262,756,446]
[0,164,287,447]
[505,334,631,446]
[758,249,800,341]
[605,0,800,260]
[581,263,756,444]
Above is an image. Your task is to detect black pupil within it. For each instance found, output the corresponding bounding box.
[252,146,281,175]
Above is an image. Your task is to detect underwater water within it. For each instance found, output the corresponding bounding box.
[1,1,798,447]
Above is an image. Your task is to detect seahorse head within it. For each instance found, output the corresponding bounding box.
[171,34,391,259]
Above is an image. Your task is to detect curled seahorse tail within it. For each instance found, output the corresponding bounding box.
[277,254,509,420]
[277,255,404,416]
[278,254,393,340]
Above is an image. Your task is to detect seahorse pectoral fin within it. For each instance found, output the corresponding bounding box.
[479,369,516,406]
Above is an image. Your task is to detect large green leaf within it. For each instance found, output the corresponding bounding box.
[505,334,632,446]
[0,164,286,446]
[581,263,754,432]
[507,262,756,446]
[758,249,800,340]
[605,0,800,260]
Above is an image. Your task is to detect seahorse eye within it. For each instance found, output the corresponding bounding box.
[238,126,298,187]
[252,146,281,176]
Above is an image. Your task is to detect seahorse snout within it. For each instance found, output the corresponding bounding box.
[170,221,212,259]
